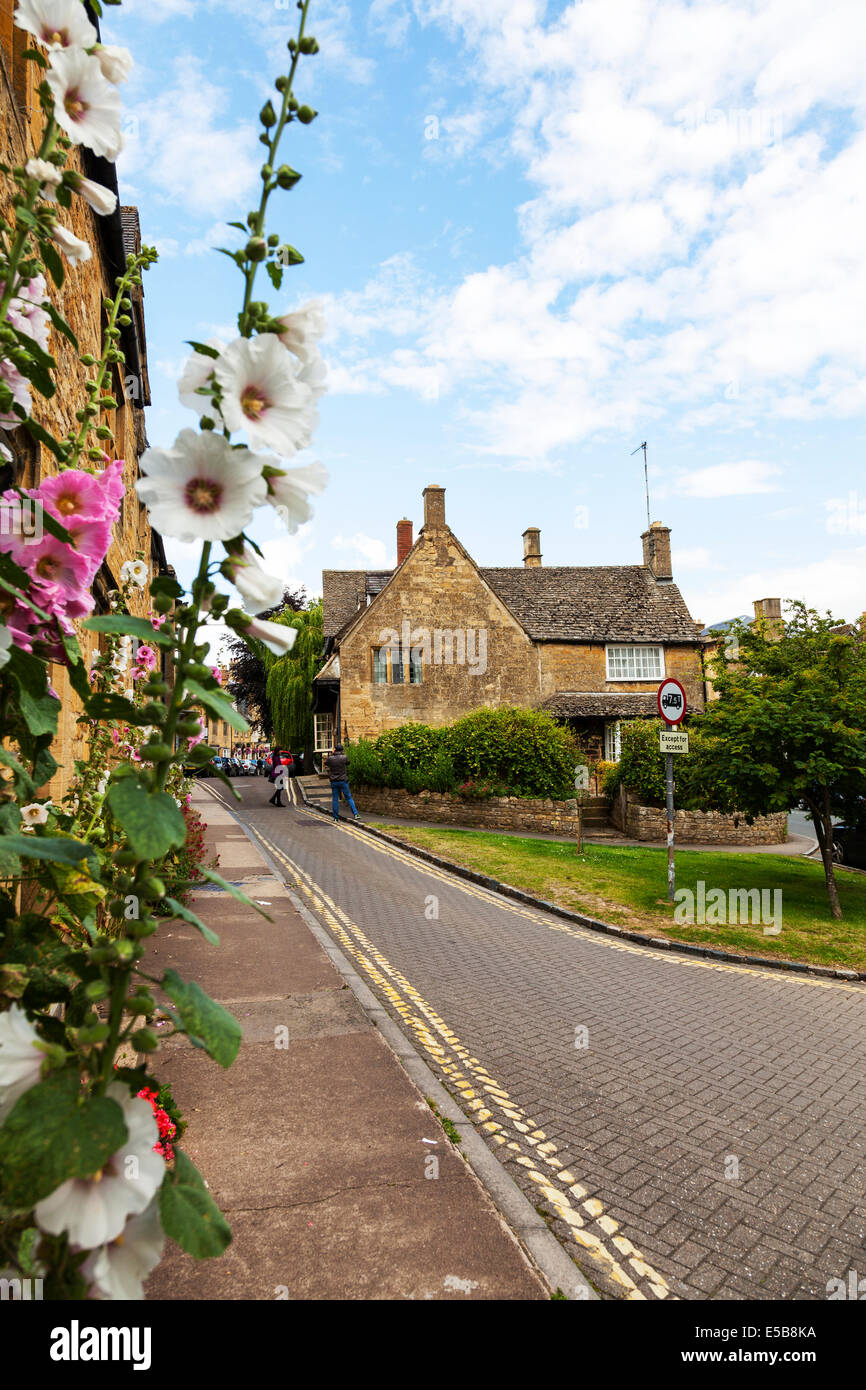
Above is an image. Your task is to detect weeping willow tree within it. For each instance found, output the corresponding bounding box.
[265,599,324,761]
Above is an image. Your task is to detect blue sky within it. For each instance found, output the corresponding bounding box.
[105,0,866,648]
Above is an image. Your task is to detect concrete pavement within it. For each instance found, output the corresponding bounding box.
[144,785,550,1301]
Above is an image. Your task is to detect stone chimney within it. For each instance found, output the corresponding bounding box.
[522,527,542,568]
[641,520,672,582]
[422,484,446,531]
[396,518,413,566]
[753,596,783,639]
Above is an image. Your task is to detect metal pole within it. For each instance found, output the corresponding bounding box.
[665,720,675,900]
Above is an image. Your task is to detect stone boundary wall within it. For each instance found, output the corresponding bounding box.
[611,787,787,844]
[351,784,583,834]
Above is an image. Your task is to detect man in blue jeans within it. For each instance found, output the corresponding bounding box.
[324,743,360,824]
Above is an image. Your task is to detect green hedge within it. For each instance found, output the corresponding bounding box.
[345,707,578,800]
[602,718,708,809]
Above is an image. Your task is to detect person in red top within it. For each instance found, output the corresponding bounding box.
[267,749,293,806]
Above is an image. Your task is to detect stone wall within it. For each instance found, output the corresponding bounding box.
[538,641,706,714]
[611,788,788,844]
[1,30,156,799]
[350,784,583,834]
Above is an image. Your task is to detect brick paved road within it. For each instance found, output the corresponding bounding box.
[209,779,866,1301]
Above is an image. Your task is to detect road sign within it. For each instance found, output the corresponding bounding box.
[657,677,687,724]
[660,729,689,754]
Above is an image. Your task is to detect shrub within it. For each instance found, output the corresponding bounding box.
[457,778,509,800]
[375,723,446,770]
[448,706,577,799]
[615,718,666,805]
[346,738,385,787]
[601,761,623,802]
[162,800,218,904]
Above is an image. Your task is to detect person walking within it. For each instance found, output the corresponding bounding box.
[325,744,359,824]
[267,749,290,807]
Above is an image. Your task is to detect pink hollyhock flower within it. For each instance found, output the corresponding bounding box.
[210,666,222,684]
[58,515,113,580]
[38,469,112,523]
[135,644,157,672]
[95,458,126,513]
[0,359,30,427]
[20,535,91,592]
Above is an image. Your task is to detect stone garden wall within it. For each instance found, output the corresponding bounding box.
[611,787,788,844]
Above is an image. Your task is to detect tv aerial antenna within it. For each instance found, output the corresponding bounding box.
[631,441,651,529]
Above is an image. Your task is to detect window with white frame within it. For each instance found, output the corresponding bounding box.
[606,644,664,680]
[372,645,404,684]
[604,721,622,762]
[314,713,335,753]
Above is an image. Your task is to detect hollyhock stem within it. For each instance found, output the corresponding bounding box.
[154,541,213,795]
[0,118,60,328]
[240,0,312,331]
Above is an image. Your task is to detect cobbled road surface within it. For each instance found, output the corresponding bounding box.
[205,778,866,1302]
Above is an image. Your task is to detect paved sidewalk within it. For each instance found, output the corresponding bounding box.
[144,786,548,1301]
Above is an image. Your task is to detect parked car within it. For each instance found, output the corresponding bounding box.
[832,824,866,870]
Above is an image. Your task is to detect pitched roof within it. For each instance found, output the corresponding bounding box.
[322,570,393,637]
[323,562,702,644]
[480,566,701,643]
[542,692,659,719]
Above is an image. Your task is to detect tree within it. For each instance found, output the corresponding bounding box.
[265,600,324,765]
[689,602,866,919]
[224,587,306,740]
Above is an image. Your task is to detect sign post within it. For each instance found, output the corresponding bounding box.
[656,678,687,901]
[574,764,589,854]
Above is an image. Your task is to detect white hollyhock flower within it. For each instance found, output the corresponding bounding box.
[49,221,91,265]
[81,1198,164,1301]
[21,802,51,828]
[94,44,133,85]
[265,460,328,533]
[25,157,62,200]
[35,1084,165,1249]
[120,558,149,586]
[71,175,117,217]
[275,300,326,365]
[0,1005,44,1119]
[214,334,314,455]
[8,293,50,351]
[297,351,327,405]
[239,614,298,656]
[223,544,285,616]
[135,429,268,544]
[14,0,97,50]
[0,624,12,669]
[45,47,123,161]
[177,341,223,417]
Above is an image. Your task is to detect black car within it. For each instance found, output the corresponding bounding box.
[832,825,866,870]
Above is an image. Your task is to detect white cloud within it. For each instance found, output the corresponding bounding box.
[118,57,259,217]
[682,546,866,631]
[675,460,784,498]
[332,532,389,566]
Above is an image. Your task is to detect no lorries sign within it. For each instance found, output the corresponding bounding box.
[657,677,687,724]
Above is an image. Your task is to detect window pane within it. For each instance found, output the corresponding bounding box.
[409,648,423,684]
[390,654,404,684]
[372,648,387,683]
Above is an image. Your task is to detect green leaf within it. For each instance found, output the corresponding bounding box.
[159,1150,231,1258]
[184,679,249,733]
[21,415,67,462]
[31,744,58,789]
[84,693,160,727]
[0,1070,127,1207]
[83,614,174,648]
[280,244,305,266]
[184,341,220,359]
[195,866,271,919]
[183,742,218,767]
[44,300,78,349]
[0,748,35,798]
[161,969,241,1067]
[40,239,64,290]
[266,261,283,291]
[149,574,183,600]
[17,689,60,737]
[163,897,219,945]
[0,834,100,872]
[107,775,186,859]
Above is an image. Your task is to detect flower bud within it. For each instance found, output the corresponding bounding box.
[245,237,267,262]
[297,105,317,125]
[276,164,301,189]
[299,36,319,54]
[259,100,277,127]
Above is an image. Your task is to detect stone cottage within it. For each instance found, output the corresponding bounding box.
[315,484,706,760]
[0,12,171,794]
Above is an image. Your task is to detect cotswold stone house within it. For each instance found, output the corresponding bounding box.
[315,484,706,759]
[0,12,170,794]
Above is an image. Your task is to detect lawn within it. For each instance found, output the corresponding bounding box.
[373,825,866,972]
